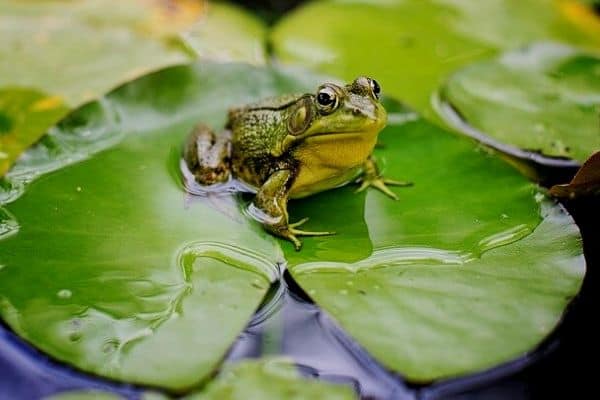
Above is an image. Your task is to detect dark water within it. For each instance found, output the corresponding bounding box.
[0,195,596,399]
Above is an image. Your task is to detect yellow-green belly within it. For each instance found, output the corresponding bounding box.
[289,132,377,198]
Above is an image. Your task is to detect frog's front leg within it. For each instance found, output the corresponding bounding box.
[251,169,334,250]
[356,156,412,200]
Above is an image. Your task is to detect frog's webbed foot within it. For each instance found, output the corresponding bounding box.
[269,218,335,251]
[357,157,413,200]
[253,171,335,251]
[355,177,412,200]
[283,217,335,250]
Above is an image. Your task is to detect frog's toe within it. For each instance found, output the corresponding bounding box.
[289,218,335,237]
[355,176,412,200]
[289,217,309,229]
[383,178,413,187]
[372,179,399,200]
[276,228,304,251]
[288,234,303,251]
[355,180,370,193]
[290,227,336,237]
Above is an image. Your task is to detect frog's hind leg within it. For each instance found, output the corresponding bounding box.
[184,123,232,185]
[252,170,335,250]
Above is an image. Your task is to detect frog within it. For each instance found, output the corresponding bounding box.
[183,76,411,250]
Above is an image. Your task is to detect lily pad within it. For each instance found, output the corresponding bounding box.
[0,63,323,390]
[271,0,599,122]
[438,43,600,164]
[181,2,267,65]
[0,0,267,176]
[45,392,123,400]
[186,358,356,400]
[0,0,198,106]
[0,62,585,387]
[283,102,585,381]
[0,88,69,177]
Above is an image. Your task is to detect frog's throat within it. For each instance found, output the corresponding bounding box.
[289,130,379,198]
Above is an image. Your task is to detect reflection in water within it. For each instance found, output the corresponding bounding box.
[178,240,280,284]
[477,224,532,253]
[293,222,536,276]
[224,273,413,400]
[293,247,472,275]
[180,158,251,197]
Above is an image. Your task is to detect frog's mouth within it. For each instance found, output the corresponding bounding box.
[311,131,363,137]
[305,128,380,141]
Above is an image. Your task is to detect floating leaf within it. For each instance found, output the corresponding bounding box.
[185,358,356,400]
[181,2,267,65]
[271,0,599,122]
[0,88,69,176]
[0,0,267,176]
[284,101,585,382]
[439,43,600,163]
[43,358,358,400]
[0,63,325,390]
[0,0,197,106]
[0,63,585,387]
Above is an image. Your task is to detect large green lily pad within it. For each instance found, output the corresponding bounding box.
[439,43,600,163]
[0,63,315,390]
[271,0,599,122]
[0,63,585,387]
[282,100,585,381]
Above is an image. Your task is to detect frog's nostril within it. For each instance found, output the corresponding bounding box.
[352,108,361,116]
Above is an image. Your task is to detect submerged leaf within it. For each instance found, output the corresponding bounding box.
[45,391,124,400]
[185,358,356,400]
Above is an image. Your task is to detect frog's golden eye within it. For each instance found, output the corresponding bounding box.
[316,86,339,114]
[370,78,381,99]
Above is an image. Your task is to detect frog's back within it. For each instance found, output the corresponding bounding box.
[228,94,307,186]
[231,93,306,114]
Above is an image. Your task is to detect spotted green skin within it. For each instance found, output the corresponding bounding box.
[184,77,402,249]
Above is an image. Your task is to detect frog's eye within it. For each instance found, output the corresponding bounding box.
[316,86,339,114]
[370,78,381,99]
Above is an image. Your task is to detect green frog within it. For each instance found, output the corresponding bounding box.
[184,76,410,249]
